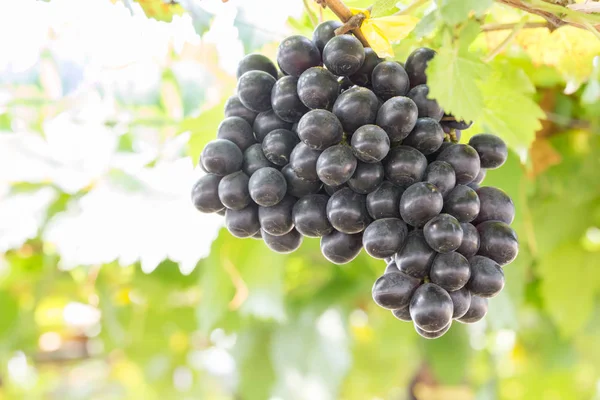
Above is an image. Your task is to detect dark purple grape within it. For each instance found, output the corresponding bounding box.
[410,283,453,332]
[366,181,403,219]
[289,142,321,181]
[237,70,277,112]
[248,167,287,206]
[376,96,418,143]
[407,84,443,121]
[430,252,471,291]
[326,187,371,234]
[338,75,354,91]
[363,218,408,259]
[457,295,488,324]
[476,221,518,265]
[225,204,260,238]
[271,75,309,123]
[324,182,347,196]
[469,134,508,169]
[262,129,299,166]
[457,223,480,258]
[253,110,293,143]
[316,144,357,186]
[423,213,463,253]
[371,61,410,100]
[332,86,379,133]
[191,174,224,213]
[201,139,243,176]
[277,35,321,77]
[428,141,453,163]
[281,164,322,197]
[216,208,226,217]
[392,306,412,321]
[312,20,343,53]
[385,261,399,274]
[372,271,421,310]
[443,185,480,223]
[474,187,515,225]
[384,146,427,187]
[351,124,390,163]
[224,95,258,125]
[437,144,481,184]
[472,168,486,185]
[323,34,365,76]
[297,67,340,110]
[236,53,278,79]
[297,109,344,150]
[347,162,384,194]
[415,322,451,339]
[320,230,363,264]
[251,230,262,240]
[217,116,256,152]
[400,182,443,227]
[262,228,303,253]
[448,287,471,319]
[395,230,436,279]
[292,194,332,237]
[467,255,505,297]
[405,47,436,88]
[403,117,444,155]
[258,195,296,236]
[424,160,456,198]
[242,143,276,176]
[218,171,251,210]
[349,47,382,86]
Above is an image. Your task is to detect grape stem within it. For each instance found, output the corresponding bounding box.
[481,21,549,31]
[484,16,528,63]
[315,0,371,47]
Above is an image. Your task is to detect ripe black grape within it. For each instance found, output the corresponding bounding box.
[253,110,293,143]
[224,95,257,125]
[448,287,471,319]
[400,182,443,227]
[281,164,322,197]
[326,187,371,234]
[236,53,278,79]
[403,117,444,155]
[407,84,443,121]
[372,271,421,310]
[217,116,256,152]
[292,194,332,237]
[258,195,296,236]
[351,124,390,163]
[457,295,488,324]
[348,162,384,194]
[474,187,515,225]
[395,230,436,279]
[472,168,486,185]
[237,70,277,112]
[385,261,399,275]
[248,167,287,207]
[363,218,408,259]
[392,307,412,322]
[430,251,471,291]
[457,222,480,258]
[312,20,342,53]
[443,185,480,223]
[384,146,427,187]
[332,86,380,133]
[297,67,340,110]
[410,283,453,332]
[371,61,410,100]
[476,221,519,265]
[201,139,243,176]
[242,143,276,176]
[437,144,481,184]
[316,144,357,186]
[191,174,224,213]
[366,181,403,219]
[424,161,456,198]
[323,182,347,196]
[376,96,418,143]
[423,213,464,253]
[349,47,382,86]
[262,129,299,166]
[297,109,343,150]
[323,34,365,76]
[289,142,321,181]
[271,75,309,123]
[405,47,436,88]
[467,255,505,297]
[218,171,251,210]
[469,134,508,169]
[320,230,363,264]
[263,228,303,254]
[415,322,450,339]
[277,35,321,77]
[225,204,260,238]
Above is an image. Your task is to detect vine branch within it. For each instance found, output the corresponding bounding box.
[482,21,549,31]
[315,0,371,47]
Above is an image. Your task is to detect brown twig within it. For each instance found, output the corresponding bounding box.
[482,21,550,31]
[316,0,371,47]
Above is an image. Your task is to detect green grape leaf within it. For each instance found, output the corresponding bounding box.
[234,327,276,400]
[423,324,471,384]
[371,0,399,18]
[184,99,227,163]
[235,8,276,53]
[178,0,213,36]
[133,0,184,22]
[0,290,19,336]
[437,0,493,26]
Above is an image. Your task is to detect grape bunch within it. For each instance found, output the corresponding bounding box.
[191,20,519,339]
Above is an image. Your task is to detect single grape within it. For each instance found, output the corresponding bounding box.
[258,195,296,236]
[338,75,354,91]
[201,139,243,176]
[363,218,408,258]
[448,287,471,319]
[348,162,384,194]
[430,251,471,291]
[376,96,418,143]
[457,223,480,258]
[320,230,363,264]
[349,47,382,86]
[251,230,262,240]
[410,283,453,332]
[323,34,365,76]
[443,185,480,223]
[191,174,224,213]
[427,141,453,163]
[242,143,276,176]
[292,194,332,237]
[456,295,488,324]
[316,144,357,186]
[216,208,226,217]
[351,124,390,163]
[236,53,278,79]
[237,70,277,112]
[437,144,481,184]
[384,146,427,187]
[277,35,321,77]
[262,129,300,166]
[366,181,403,219]
[467,255,505,297]
[297,67,340,110]
[217,116,256,152]
[271,75,309,123]
[263,228,303,253]
[218,171,251,210]
[407,84,443,121]
[332,86,380,134]
[424,161,456,198]
[474,187,515,225]
[248,167,287,207]
[423,213,463,253]
[371,61,410,100]
[253,110,293,143]
[372,271,421,310]
[224,95,258,125]
[385,261,399,274]
[281,164,322,197]
[476,221,519,266]
[403,117,444,155]
[405,47,436,88]
[312,20,343,53]
[415,322,451,339]
[400,182,443,227]
[467,182,480,191]
[395,230,436,279]
[471,168,486,186]
[392,306,412,322]
[289,142,322,181]
[469,134,508,169]
[323,182,347,196]
[297,109,344,150]
[326,187,371,234]
[225,204,260,238]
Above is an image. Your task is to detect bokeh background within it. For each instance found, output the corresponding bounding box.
[0,0,599,399]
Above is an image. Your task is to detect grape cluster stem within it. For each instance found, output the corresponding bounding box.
[315,0,371,47]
